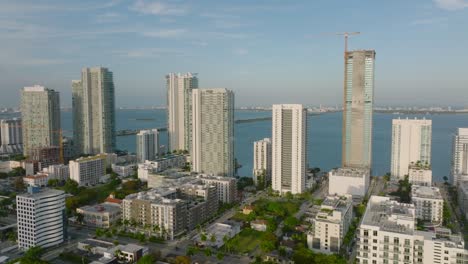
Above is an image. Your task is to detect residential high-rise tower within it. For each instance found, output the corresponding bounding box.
[253,138,272,186]
[166,73,198,152]
[342,50,376,170]
[136,129,159,163]
[72,67,116,155]
[452,128,468,185]
[191,88,234,176]
[391,118,432,180]
[271,104,307,195]
[21,86,61,157]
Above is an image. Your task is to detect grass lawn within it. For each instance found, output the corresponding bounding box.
[228,228,264,254]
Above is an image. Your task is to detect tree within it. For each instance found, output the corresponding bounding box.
[204,248,212,257]
[14,177,25,191]
[137,255,155,264]
[201,233,207,241]
[175,256,190,264]
[64,179,79,195]
[443,176,449,185]
[76,212,84,224]
[210,234,216,243]
[216,252,224,260]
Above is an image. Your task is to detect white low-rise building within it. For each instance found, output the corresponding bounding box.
[23,174,49,187]
[357,196,468,264]
[411,185,443,224]
[45,164,69,181]
[307,194,353,254]
[78,239,148,263]
[111,163,136,177]
[458,181,468,219]
[70,154,107,186]
[194,222,241,248]
[408,163,432,186]
[137,155,186,182]
[251,220,268,232]
[76,202,122,228]
[328,167,370,197]
[197,174,237,204]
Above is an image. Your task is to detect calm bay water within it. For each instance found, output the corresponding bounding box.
[4,109,467,181]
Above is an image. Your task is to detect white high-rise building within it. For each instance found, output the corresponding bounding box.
[21,85,61,157]
[357,196,468,264]
[192,89,234,177]
[307,194,353,254]
[253,138,272,186]
[271,104,307,195]
[136,129,159,163]
[0,118,23,154]
[451,128,468,185]
[391,118,432,180]
[0,118,22,146]
[17,187,65,250]
[69,154,107,186]
[166,73,198,152]
[72,67,116,155]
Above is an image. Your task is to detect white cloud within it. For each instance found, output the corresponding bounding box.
[142,29,187,38]
[233,48,248,55]
[131,0,188,15]
[96,12,123,23]
[112,48,185,58]
[192,41,208,47]
[0,0,121,14]
[434,0,468,10]
[411,17,447,25]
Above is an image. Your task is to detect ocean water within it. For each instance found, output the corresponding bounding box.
[4,109,468,181]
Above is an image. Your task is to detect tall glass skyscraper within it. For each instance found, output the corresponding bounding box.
[72,67,116,155]
[342,50,376,170]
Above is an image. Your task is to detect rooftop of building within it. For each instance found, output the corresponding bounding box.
[314,195,352,222]
[73,154,107,163]
[329,167,370,177]
[78,202,121,214]
[409,161,431,170]
[415,230,465,249]
[124,187,177,201]
[392,117,432,124]
[18,187,64,199]
[361,196,415,234]
[104,196,122,204]
[411,185,442,200]
[197,174,236,182]
[24,174,48,179]
[80,238,114,249]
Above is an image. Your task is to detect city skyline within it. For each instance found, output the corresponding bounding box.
[1,0,468,108]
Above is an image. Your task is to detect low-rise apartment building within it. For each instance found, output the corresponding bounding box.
[411,185,443,224]
[357,196,468,264]
[69,154,107,186]
[307,194,353,254]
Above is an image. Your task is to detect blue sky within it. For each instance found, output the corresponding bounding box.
[0,0,467,107]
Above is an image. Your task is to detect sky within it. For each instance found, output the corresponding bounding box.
[0,0,467,108]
